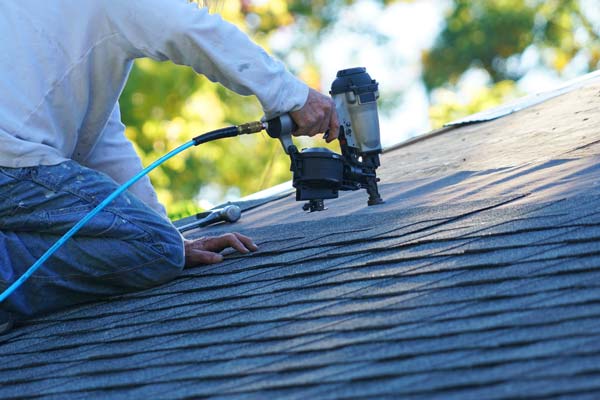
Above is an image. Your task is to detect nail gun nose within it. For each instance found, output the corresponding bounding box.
[178,205,242,233]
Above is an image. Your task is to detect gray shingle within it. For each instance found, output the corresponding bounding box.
[4,81,600,399]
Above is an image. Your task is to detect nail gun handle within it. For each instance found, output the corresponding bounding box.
[266,114,297,154]
[265,114,297,139]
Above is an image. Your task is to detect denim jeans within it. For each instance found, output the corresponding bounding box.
[0,161,184,320]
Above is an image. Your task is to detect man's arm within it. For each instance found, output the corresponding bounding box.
[106,0,306,118]
[104,0,337,137]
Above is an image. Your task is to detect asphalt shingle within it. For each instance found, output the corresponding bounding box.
[3,79,600,399]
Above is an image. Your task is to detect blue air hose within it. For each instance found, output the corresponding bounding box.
[0,121,265,303]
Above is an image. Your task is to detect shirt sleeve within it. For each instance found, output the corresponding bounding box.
[77,104,169,219]
[105,0,309,119]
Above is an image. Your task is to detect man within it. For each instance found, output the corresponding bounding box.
[0,0,338,333]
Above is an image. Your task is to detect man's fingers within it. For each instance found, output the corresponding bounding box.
[233,232,259,252]
[293,120,318,137]
[290,88,337,138]
[317,108,331,135]
[203,233,257,254]
[293,108,321,137]
[327,107,340,142]
[183,233,258,267]
[222,233,250,254]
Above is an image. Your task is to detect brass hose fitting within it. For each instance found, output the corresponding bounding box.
[237,121,266,135]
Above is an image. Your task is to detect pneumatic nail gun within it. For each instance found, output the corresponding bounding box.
[266,67,384,212]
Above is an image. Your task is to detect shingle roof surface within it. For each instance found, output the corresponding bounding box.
[2,79,600,399]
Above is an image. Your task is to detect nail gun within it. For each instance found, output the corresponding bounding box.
[266,67,384,212]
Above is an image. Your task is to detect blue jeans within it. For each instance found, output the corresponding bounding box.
[0,161,184,319]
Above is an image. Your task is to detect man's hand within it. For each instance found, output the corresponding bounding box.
[290,88,339,143]
[184,233,258,267]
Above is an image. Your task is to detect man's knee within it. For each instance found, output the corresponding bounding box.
[155,220,185,274]
[130,219,185,289]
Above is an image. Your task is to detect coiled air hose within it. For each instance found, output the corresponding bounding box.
[0,121,266,303]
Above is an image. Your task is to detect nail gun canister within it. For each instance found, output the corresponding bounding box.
[294,147,343,201]
[330,67,382,154]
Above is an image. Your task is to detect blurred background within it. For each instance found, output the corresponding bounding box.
[119,0,600,219]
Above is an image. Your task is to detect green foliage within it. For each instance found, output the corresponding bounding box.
[242,0,402,34]
[423,0,600,128]
[423,0,600,91]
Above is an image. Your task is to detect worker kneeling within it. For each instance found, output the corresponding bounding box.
[0,0,337,334]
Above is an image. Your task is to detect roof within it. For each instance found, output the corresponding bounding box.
[2,73,600,399]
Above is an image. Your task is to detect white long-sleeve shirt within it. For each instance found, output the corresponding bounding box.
[0,0,309,216]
